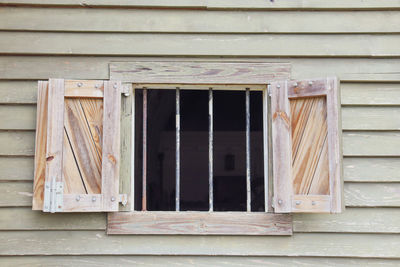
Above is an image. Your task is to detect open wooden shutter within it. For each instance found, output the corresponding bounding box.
[271,77,343,213]
[32,79,122,212]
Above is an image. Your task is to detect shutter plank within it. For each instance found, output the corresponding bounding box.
[45,79,65,212]
[64,98,102,194]
[271,80,292,212]
[32,81,48,210]
[101,81,121,211]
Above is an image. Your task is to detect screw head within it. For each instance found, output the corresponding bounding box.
[277,84,281,89]
[308,81,313,86]
[95,84,99,88]
[295,201,301,205]
[113,83,118,89]
[92,196,96,202]
[76,196,80,201]
[312,201,316,206]
[124,92,130,97]
[111,196,116,202]
[278,199,283,205]
[77,82,83,87]
[293,82,298,87]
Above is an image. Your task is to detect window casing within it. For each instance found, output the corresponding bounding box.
[32,61,342,236]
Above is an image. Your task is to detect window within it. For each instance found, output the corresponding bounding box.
[32,61,343,236]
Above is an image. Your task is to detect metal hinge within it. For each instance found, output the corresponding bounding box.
[119,194,128,206]
[43,181,63,213]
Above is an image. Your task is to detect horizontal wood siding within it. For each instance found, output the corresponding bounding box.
[0,2,399,264]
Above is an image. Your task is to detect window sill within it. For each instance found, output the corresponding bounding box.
[107,211,292,235]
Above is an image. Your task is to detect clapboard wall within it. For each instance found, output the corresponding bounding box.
[1,0,400,265]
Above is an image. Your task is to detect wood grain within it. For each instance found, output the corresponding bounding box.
[2,57,400,82]
[2,8,400,34]
[291,97,329,195]
[119,84,134,211]
[101,81,121,211]
[45,78,65,211]
[64,80,104,98]
[1,231,400,257]
[111,61,291,84]
[32,81,48,210]
[271,80,292,212]
[108,212,292,235]
[64,98,102,194]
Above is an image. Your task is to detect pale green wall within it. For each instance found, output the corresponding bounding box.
[0,1,400,265]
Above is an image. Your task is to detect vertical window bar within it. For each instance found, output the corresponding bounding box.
[209,88,214,212]
[176,87,180,212]
[246,88,251,212]
[263,86,269,212]
[142,88,148,211]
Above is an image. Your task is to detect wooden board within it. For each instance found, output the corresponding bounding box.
[270,80,292,212]
[2,32,400,57]
[108,212,292,235]
[1,0,400,10]
[0,256,399,267]
[293,207,400,233]
[111,62,291,84]
[0,208,106,230]
[4,131,400,157]
[0,157,34,181]
[1,8,400,33]
[31,81,48,210]
[0,81,37,103]
[63,98,103,194]
[341,83,400,105]
[100,81,121,211]
[1,231,400,257]
[1,57,400,82]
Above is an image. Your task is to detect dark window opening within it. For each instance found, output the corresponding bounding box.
[135,89,265,212]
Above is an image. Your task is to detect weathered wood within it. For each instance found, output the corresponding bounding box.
[101,81,121,211]
[341,83,400,105]
[326,77,343,212]
[293,207,400,233]
[0,81,36,103]
[0,105,36,130]
[0,182,32,207]
[291,97,329,195]
[5,105,400,131]
[1,256,399,267]
[119,84,134,211]
[108,212,292,235]
[63,98,102,194]
[343,131,400,156]
[63,194,103,212]
[2,8,400,33]
[270,80,292,212]
[1,0,400,10]
[111,62,290,84]
[4,131,400,157]
[0,207,106,230]
[342,106,400,130]
[2,32,400,57]
[291,195,331,213]
[31,81,48,210]
[345,182,400,207]
[64,80,104,98]
[2,57,400,82]
[1,231,400,257]
[344,157,400,182]
[0,157,34,181]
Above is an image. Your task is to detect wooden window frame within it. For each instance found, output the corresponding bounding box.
[107,61,294,235]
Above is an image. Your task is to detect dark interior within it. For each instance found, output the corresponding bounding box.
[134,89,265,212]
